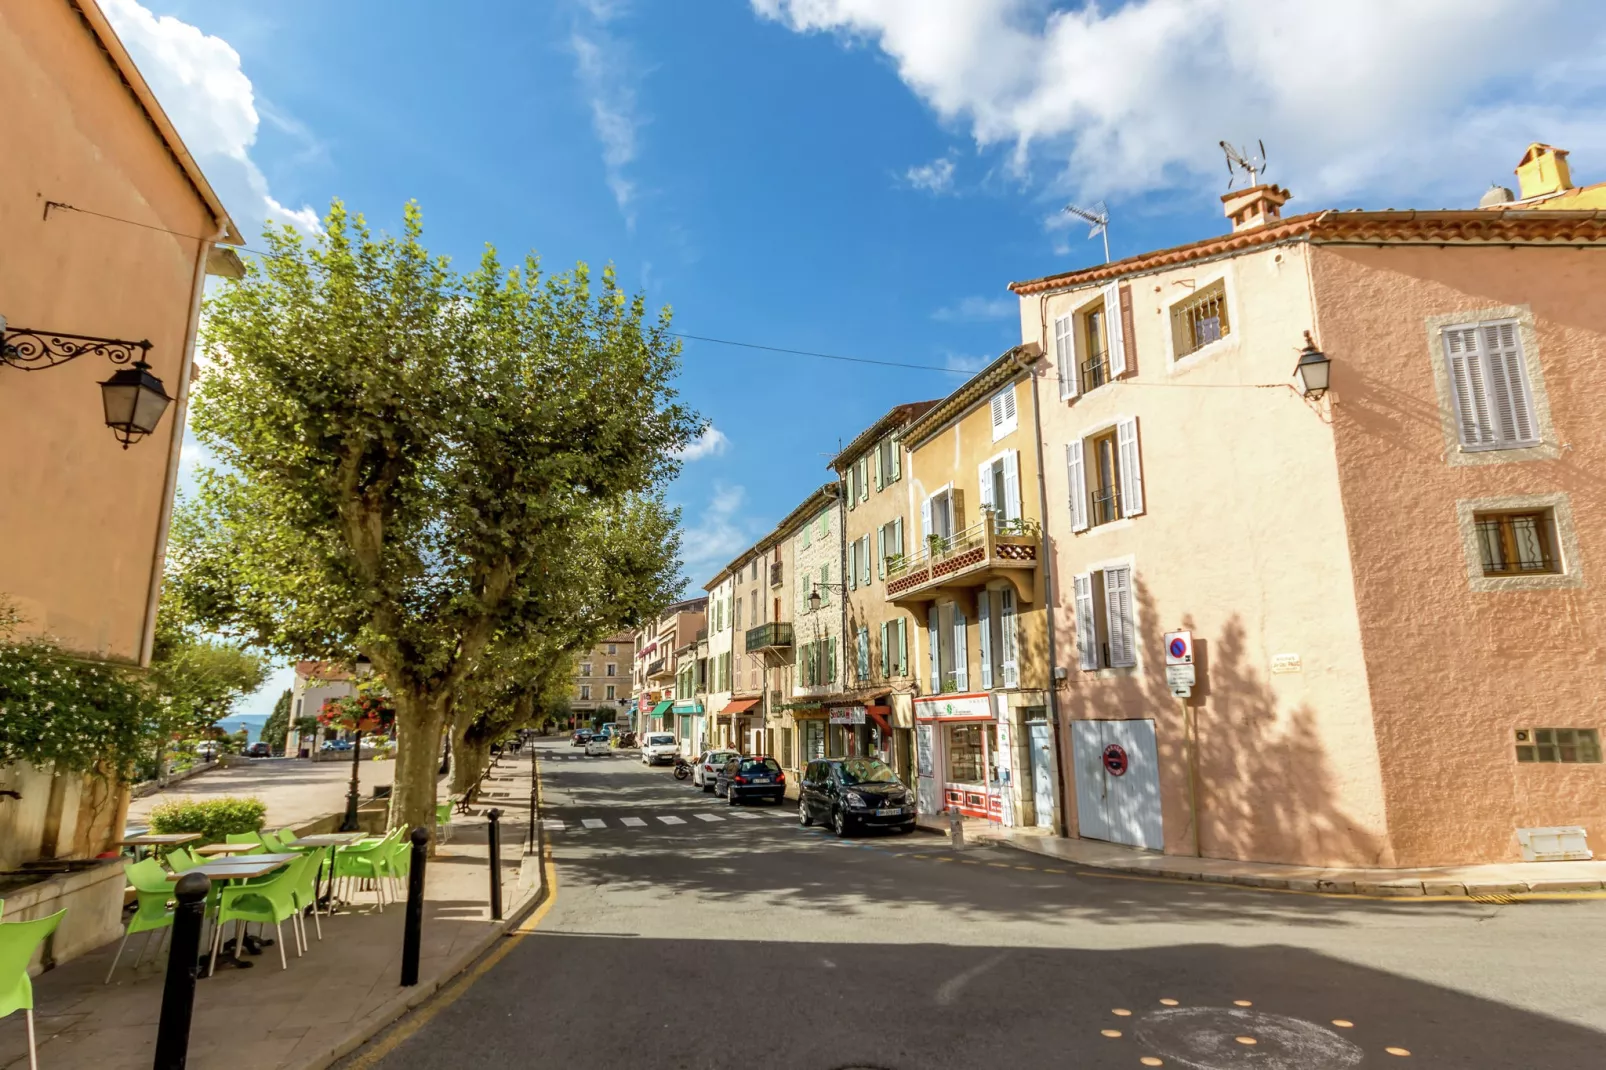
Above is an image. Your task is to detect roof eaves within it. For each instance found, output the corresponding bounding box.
[828,400,941,472]
[902,346,1034,449]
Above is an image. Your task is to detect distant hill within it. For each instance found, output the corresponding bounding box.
[215,713,270,743]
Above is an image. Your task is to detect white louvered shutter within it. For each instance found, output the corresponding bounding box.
[1104,282,1126,377]
[879,622,889,677]
[848,541,857,590]
[1066,441,1088,532]
[1443,326,1495,447]
[921,496,933,541]
[1000,586,1019,687]
[861,536,871,585]
[898,618,909,676]
[1055,314,1077,400]
[1116,417,1144,516]
[1073,573,1097,670]
[894,516,904,558]
[978,592,993,690]
[891,436,902,480]
[990,394,1005,435]
[860,458,870,501]
[952,608,968,691]
[877,525,887,579]
[1002,450,1021,523]
[873,444,884,490]
[977,460,995,517]
[927,606,940,691]
[1104,567,1136,668]
[1482,322,1537,447]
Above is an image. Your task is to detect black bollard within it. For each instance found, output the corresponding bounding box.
[527,749,538,854]
[399,827,429,987]
[153,872,209,1070]
[486,808,504,921]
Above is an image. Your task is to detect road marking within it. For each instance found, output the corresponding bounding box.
[729,812,761,820]
[657,816,686,825]
[694,814,724,823]
[619,817,646,827]
[543,820,566,831]
[581,819,606,829]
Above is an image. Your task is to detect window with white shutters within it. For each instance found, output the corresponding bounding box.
[990,386,1019,441]
[857,627,870,681]
[978,593,993,689]
[1103,567,1136,668]
[1104,282,1126,377]
[1055,314,1077,400]
[1116,418,1144,516]
[896,618,908,676]
[1066,441,1088,532]
[858,457,870,502]
[879,622,889,677]
[1073,574,1098,670]
[860,535,871,584]
[1442,321,1538,451]
[951,607,969,691]
[847,541,858,590]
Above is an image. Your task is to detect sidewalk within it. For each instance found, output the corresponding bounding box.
[1,757,543,1070]
[930,820,1606,897]
[126,758,399,832]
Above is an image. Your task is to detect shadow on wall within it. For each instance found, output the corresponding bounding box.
[1056,576,1391,869]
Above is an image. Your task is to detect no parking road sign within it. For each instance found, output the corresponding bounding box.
[1164,630,1193,665]
[1102,743,1128,776]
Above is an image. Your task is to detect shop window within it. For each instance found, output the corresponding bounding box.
[805,720,826,761]
[944,722,999,786]
[1515,728,1601,764]
[1171,279,1229,358]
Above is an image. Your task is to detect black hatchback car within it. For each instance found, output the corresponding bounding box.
[715,756,786,805]
[798,757,916,837]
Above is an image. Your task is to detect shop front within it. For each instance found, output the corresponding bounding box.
[717,697,760,753]
[671,701,704,756]
[649,699,673,732]
[825,702,897,766]
[914,693,1004,822]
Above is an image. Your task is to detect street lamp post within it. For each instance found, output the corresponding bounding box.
[339,656,374,833]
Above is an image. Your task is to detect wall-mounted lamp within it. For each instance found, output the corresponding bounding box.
[807,582,847,614]
[2,315,171,448]
[1292,330,1331,399]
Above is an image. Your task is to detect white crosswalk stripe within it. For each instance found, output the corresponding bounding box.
[544,819,566,830]
[729,812,761,820]
[581,818,606,829]
[693,814,723,823]
[656,816,686,825]
[619,816,647,827]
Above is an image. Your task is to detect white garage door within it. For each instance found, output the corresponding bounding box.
[1070,719,1164,851]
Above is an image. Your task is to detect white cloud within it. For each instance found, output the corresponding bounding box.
[101,0,321,239]
[679,483,757,583]
[904,156,956,193]
[677,425,730,462]
[571,2,646,226]
[932,295,1015,321]
[753,0,1606,207]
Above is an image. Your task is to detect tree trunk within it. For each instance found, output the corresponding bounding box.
[388,687,450,841]
[451,727,491,798]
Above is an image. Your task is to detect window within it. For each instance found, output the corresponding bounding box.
[580,662,593,676]
[1515,728,1601,763]
[817,511,829,539]
[848,539,859,590]
[580,685,591,700]
[819,564,830,604]
[606,643,617,655]
[856,627,870,681]
[1442,321,1538,451]
[1475,511,1559,576]
[978,450,1022,529]
[1074,566,1136,670]
[751,590,759,626]
[1171,279,1229,358]
[734,597,743,632]
[805,720,826,762]
[800,569,812,610]
[977,586,1020,689]
[878,617,908,677]
[846,464,859,509]
[1082,301,1111,392]
[857,457,869,502]
[876,435,901,487]
[605,685,616,700]
[858,535,871,586]
[877,517,905,578]
[606,663,616,676]
[751,560,759,581]
[1067,418,1143,532]
[922,487,959,545]
[990,385,1018,441]
[802,522,811,549]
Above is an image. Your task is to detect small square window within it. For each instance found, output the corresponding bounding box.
[1171,279,1229,359]
[1515,727,1601,763]
[1475,510,1560,577]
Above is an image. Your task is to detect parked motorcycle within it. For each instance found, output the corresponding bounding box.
[672,755,693,781]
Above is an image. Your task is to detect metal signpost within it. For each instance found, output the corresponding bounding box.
[1164,629,1202,857]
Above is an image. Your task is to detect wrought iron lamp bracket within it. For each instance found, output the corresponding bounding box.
[1,323,152,372]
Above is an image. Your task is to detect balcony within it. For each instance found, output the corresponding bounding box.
[770,561,783,588]
[646,657,671,680]
[884,513,1039,607]
[745,621,795,668]
[1089,484,1122,527]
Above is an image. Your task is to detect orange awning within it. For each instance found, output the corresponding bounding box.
[719,698,759,717]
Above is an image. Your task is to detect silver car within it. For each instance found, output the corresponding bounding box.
[693,749,741,791]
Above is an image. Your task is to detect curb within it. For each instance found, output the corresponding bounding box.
[290,762,548,1070]
[984,835,1606,899]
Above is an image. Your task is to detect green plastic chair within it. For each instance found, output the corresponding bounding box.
[105,860,175,984]
[166,847,200,873]
[286,851,324,943]
[209,857,303,974]
[333,829,401,909]
[225,832,267,854]
[435,802,453,844]
[1,909,67,1070]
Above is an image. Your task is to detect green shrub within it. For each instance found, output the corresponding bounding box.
[147,795,266,844]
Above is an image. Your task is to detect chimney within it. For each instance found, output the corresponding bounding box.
[1514,144,1573,201]
[1221,183,1292,233]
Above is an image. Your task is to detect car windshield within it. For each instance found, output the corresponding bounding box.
[837,758,899,785]
[739,758,782,775]
[707,751,738,763]
[647,734,675,745]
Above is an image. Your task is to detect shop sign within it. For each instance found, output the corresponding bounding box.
[829,706,867,725]
[916,724,934,778]
[672,701,703,714]
[916,694,993,720]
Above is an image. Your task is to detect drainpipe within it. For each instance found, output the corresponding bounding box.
[140,224,226,667]
[1015,347,1070,838]
[835,481,849,756]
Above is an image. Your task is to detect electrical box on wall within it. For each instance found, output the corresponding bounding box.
[1517,826,1592,862]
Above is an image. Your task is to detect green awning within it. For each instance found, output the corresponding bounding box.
[672,701,703,714]
[650,700,673,718]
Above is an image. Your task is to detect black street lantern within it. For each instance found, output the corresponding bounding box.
[99,361,174,449]
[3,317,170,447]
[1293,330,1332,399]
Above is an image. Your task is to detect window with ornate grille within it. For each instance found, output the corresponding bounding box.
[1515,728,1601,763]
[1475,510,1559,576]
[1170,279,1229,358]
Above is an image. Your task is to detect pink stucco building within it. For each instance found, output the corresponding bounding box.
[1012,180,1606,868]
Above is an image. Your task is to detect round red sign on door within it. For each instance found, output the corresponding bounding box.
[1102,743,1128,776]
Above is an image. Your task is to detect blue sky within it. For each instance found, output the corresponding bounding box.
[103,0,1606,715]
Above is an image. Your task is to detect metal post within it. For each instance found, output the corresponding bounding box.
[340,729,363,832]
[527,748,538,854]
[399,827,429,986]
[947,806,966,851]
[486,808,504,921]
[153,872,209,1070]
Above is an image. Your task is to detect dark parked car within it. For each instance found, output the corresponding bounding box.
[798,757,916,837]
[570,729,594,747]
[244,742,272,758]
[715,756,786,805]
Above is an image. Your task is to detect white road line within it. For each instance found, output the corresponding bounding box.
[729,812,761,820]
[544,819,566,830]
[657,816,686,825]
[619,817,647,827]
[694,814,724,823]
[581,818,606,829]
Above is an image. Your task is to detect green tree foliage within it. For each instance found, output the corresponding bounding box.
[147,587,270,742]
[172,202,698,833]
[261,688,293,754]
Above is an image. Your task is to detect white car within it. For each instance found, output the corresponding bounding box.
[693,749,741,791]
[640,732,680,766]
[584,736,611,757]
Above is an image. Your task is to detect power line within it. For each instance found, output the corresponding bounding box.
[667,333,969,375]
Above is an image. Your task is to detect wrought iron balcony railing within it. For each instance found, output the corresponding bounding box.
[745,621,794,654]
[884,511,1039,604]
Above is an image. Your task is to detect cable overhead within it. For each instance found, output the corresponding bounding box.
[667,333,969,375]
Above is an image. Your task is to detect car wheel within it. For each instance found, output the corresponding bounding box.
[798,799,811,827]
[832,807,849,838]
[702,780,713,793]
[898,823,915,835]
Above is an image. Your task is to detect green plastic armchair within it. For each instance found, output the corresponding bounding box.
[435,802,453,844]
[210,856,304,974]
[225,832,267,854]
[105,859,175,984]
[1,909,67,1070]
[166,847,200,873]
[332,829,402,909]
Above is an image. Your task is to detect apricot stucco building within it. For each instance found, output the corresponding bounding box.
[1013,179,1606,868]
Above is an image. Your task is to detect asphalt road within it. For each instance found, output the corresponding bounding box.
[350,738,1606,1069]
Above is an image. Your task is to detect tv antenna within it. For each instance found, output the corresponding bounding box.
[1220,139,1267,189]
[1061,200,1110,263]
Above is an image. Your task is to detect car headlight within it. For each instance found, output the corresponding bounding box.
[845,791,868,809]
